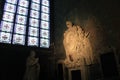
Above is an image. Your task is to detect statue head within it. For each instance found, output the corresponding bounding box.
[66,21,73,28]
[30,50,36,58]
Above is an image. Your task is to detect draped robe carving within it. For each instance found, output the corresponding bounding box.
[63,21,93,68]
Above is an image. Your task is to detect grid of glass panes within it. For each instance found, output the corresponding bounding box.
[13,0,29,45]
[40,0,50,48]
[0,0,17,43]
[0,0,50,48]
[28,0,40,46]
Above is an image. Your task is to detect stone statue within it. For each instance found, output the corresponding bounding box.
[63,21,93,68]
[23,50,40,80]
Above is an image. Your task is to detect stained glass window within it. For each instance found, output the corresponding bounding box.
[31,3,40,11]
[13,34,25,45]
[3,12,14,22]
[29,27,38,37]
[14,24,26,34]
[30,10,39,19]
[28,37,38,46]
[40,38,49,48]
[17,6,28,15]
[0,32,12,43]
[40,29,49,39]
[0,0,50,48]
[4,3,16,13]
[0,21,13,32]
[6,0,17,4]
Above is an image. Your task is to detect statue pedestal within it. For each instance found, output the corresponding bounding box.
[57,60,89,80]
[67,67,81,80]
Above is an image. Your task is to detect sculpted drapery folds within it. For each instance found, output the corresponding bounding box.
[63,21,93,68]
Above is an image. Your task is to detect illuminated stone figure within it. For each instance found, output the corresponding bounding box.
[24,50,40,80]
[63,21,93,68]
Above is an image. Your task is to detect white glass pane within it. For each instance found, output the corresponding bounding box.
[0,32,11,43]
[0,21,13,32]
[41,6,49,13]
[30,10,39,19]
[17,6,28,15]
[3,12,14,22]
[29,18,39,27]
[18,0,29,8]
[28,37,38,46]
[14,24,26,34]
[29,27,38,37]
[31,2,40,11]
[42,0,49,6]
[4,3,16,13]
[41,13,49,21]
[40,38,49,48]
[32,0,40,4]
[13,34,25,45]
[6,0,17,4]
[40,29,49,38]
[16,15,27,24]
[41,20,49,29]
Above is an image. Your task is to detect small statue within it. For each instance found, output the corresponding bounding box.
[23,50,40,80]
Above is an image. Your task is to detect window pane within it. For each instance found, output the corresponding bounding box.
[18,0,29,8]
[4,3,16,13]
[40,29,49,38]
[3,12,14,22]
[28,36,38,46]
[29,27,38,37]
[31,2,40,11]
[41,13,49,21]
[30,10,39,19]
[14,24,26,34]
[41,5,49,13]
[6,0,17,4]
[32,0,40,4]
[42,0,49,7]
[29,18,39,27]
[16,15,27,24]
[0,21,13,32]
[17,6,28,16]
[0,32,11,43]
[13,34,25,45]
[40,38,49,48]
[41,20,49,29]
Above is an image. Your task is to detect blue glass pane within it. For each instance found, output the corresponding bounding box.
[30,10,39,19]
[29,27,38,37]
[14,24,26,34]
[40,29,49,38]
[40,38,49,48]
[18,0,29,8]
[13,34,25,45]
[42,0,49,7]
[41,5,49,13]
[28,36,38,46]
[17,6,28,15]
[6,0,17,4]
[16,15,27,24]
[31,2,40,11]
[41,13,49,21]
[4,3,16,13]
[29,18,39,27]
[32,0,40,4]
[0,32,12,43]
[3,12,14,22]
[41,20,49,29]
[0,21,13,32]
